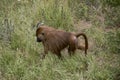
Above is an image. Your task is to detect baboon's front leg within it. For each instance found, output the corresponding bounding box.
[42,47,48,59]
[56,52,62,59]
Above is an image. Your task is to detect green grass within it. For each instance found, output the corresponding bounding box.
[0,0,120,80]
[0,47,120,80]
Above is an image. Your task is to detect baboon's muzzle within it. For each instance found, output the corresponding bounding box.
[37,37,42,42]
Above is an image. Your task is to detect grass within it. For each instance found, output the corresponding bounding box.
[0,47,120,80]
[0,0,120,80]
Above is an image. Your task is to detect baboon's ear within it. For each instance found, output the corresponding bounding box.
[36,22,44,28]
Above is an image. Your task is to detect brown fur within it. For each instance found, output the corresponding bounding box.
[36,25,88,59]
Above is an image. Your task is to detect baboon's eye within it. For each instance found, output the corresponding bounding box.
[41,32,44,35]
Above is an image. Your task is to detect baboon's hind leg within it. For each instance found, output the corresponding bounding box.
[68,48,76,56]
[68,38,78,56]
[68,43,77,56]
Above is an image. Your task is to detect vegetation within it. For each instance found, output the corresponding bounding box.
[0,0,120,80]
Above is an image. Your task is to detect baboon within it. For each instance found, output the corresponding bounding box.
[36,23,88,59]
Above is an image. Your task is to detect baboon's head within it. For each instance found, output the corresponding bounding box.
[36,22,55,42]
[36,27,46,42]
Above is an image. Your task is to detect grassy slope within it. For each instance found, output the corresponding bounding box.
[0,0,120,80]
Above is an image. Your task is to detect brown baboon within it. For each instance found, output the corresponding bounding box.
[36,23,88,59]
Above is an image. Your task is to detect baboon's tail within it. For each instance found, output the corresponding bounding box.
[75,33,88,55]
